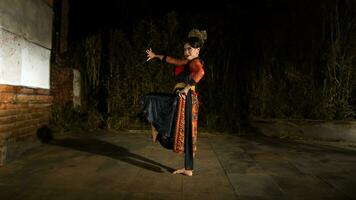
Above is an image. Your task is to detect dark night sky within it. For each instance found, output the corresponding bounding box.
[67,0,297,40]
[67,0,229,39]
[67,0,326,43]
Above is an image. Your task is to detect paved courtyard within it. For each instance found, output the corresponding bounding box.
[0,131,356,200]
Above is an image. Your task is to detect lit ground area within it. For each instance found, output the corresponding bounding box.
[1,131,356,200]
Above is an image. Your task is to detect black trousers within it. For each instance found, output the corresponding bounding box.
[184,90,194,170]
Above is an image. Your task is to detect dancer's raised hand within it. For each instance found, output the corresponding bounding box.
[146,48,156,61]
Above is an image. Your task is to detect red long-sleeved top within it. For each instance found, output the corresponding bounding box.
[165,56,204,85]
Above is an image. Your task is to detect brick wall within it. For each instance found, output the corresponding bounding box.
[51,67,80,107]
[0,85,52,165]
[51,67,73,106]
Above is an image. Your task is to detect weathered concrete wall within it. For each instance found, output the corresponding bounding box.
[0,0,52,89]
[73,69,81,108]
[0,29,50,89]
[0,0,53,49]
[0,0,53,166]
[252,119,356,143]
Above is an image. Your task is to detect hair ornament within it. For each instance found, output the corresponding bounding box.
[188,29,207,42]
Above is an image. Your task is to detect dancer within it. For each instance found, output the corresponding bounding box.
[143,29,206,176]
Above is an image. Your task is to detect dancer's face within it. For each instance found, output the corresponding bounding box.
[184,43,200,60]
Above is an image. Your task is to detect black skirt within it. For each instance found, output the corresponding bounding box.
[142,92,179,149]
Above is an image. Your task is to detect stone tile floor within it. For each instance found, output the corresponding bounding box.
[0,131,356,200]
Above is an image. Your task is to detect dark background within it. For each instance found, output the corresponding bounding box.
[52,0,356,132]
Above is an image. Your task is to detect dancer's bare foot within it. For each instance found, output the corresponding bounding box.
[152,131,158,143]
[173,168,193,176]
[151,126,158,143]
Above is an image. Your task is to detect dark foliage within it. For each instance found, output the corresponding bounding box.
[52,0,356,132]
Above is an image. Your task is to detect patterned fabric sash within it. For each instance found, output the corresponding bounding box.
[173,91,199,154]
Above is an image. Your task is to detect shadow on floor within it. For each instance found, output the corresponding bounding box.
[49,137,175,173]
